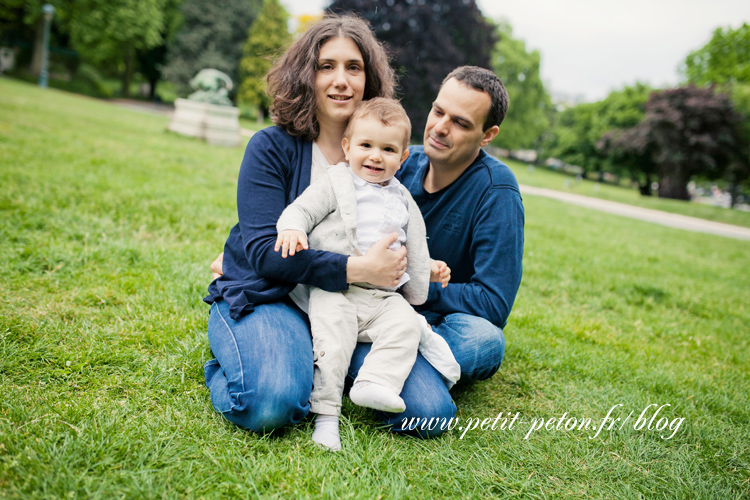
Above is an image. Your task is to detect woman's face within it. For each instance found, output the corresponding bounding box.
[314,36,366,128]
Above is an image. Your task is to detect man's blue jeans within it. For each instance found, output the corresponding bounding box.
[204,298,504,435]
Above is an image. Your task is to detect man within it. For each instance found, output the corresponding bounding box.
[395,66,524,383]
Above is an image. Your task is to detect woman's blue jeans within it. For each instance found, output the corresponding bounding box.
[204,298,504,436]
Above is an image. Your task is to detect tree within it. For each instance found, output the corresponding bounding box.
[135,0,183,100]
[69,0,165,97]
[682,23,750,203]
[682,23,750,87]
[238,0,291,121]
[327,0,497,140]
[614,85,748,201]
[0,0,73,76]
[597,124,658,196]
[163,0,262,99]
[490,20,551,150]
[543,84,652,176]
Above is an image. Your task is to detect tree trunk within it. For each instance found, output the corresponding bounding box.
[148,78,158,101]
[658,167,691,200]
[256,105,264,125]
[638,173,652,196]
[30,17,45,76]
[120,48,134,98]
[728,182,740,208]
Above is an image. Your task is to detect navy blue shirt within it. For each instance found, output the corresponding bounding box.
[398,146,524,328]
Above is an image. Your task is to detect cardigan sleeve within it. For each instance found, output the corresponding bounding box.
[276,172,337,234]
[236,130,348,291]
[400,190,430,306]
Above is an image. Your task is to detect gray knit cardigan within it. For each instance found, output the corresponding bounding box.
[277,163,430,306]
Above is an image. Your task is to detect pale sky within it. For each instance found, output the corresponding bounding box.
[280,0,750,102]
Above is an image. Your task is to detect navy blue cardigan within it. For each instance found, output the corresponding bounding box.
[206,126,348,320]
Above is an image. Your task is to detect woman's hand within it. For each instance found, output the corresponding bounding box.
[430,259,451,288]
[346,232,407,287]
[211,252,224,280]
[274,230,309,258]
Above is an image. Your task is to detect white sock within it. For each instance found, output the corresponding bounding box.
[312,414,341,451]
[349,380,406,413]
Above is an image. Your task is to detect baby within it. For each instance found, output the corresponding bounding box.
[275,98,451,451]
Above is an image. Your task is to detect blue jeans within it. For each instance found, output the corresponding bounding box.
[204,299,504,435]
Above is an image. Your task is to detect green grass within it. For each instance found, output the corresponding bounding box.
[505,159,750,229]
[2,77,749,498]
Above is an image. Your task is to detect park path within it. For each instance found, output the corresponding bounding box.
[519,185,750,241]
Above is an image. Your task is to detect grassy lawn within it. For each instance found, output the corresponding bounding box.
[504,158,750,229]
[2,77,749,498]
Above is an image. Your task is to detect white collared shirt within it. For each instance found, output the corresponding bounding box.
[347,165,410,287]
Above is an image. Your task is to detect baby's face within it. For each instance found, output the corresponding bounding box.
[342,116,408,185]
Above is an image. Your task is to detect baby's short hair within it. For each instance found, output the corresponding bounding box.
[344,98,412,152]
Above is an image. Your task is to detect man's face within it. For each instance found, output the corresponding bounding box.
[423,78,499,170]
[343,116,409,185]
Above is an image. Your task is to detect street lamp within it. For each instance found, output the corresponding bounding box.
[39,4,55,88]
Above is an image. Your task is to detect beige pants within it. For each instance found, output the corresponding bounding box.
[307,285,421,415]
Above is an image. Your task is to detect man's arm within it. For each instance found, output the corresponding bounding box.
[419,187,524,328]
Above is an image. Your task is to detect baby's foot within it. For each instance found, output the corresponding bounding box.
[349,381,406,413]
[312,414,341,451]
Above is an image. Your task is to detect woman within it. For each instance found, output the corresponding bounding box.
[204,14,455,436]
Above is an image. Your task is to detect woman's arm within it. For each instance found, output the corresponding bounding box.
[211,233,406,288]
[233,130,406,290]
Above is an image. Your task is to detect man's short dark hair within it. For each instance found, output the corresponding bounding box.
[442,66,509,131]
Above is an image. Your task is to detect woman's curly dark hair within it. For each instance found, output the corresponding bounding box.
[266,13,396,140]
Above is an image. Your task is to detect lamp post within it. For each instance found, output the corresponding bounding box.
[38,4,55,88]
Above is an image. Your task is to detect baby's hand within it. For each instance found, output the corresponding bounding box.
[430,259,451,288]
[274,230,308,258]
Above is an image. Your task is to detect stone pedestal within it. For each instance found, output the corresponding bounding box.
[168,98,241,147]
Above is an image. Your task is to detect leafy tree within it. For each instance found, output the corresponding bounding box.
[135,0,183,100]
[682,23,750,203]
[0,0,73,76]
[163,0,262,99]
[491,20,551,150]
[327,0,497,140]
[613,85,749,201]
[69,0,165,97]
[544,84,652,175]
[597,125,658,195]
[682,23,750,87]
[238,0,291,121]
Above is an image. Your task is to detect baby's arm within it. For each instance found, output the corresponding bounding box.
[275,173,337,258]
[430,260,451,288]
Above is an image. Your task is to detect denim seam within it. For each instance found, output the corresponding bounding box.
[214,302,246,394]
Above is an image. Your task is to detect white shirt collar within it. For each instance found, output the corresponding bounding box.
[344,163,402,190]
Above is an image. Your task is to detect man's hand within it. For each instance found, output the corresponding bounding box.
[274,230,309,258]
[347,232,407,287]
[430,259,451,288]
[211,252,224,280]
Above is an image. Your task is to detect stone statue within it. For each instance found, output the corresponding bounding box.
[187,69,234,106]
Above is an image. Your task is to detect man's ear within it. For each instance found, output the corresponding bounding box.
[342,137,351,162]
[480,125,500,147]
